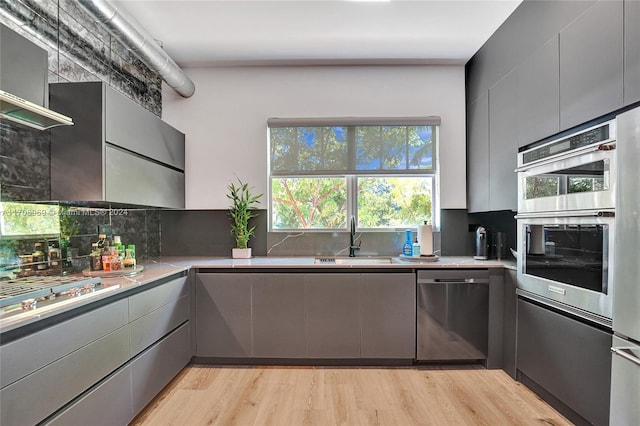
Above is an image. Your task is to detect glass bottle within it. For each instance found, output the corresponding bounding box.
[90,242,102,271]
[123,249,135,269]
[33,242,48,271]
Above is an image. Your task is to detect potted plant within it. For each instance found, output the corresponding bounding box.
[227,177,262,259]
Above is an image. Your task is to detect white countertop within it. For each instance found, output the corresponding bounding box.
[160,255,514,269]
[0,256,515,334]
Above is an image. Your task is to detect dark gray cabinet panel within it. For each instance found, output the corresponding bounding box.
[501,270,517,379]
[196,273,252,357]
[105,87,185,170]
[131,323,191,415]
[517,299,611,426]
[518,35,560,147]
[488,71,518,211]
[0,23,47,106]
[129,276,188,321]
[559,0,623,130]
[49,82,185,208]
[252,274,306,357]
[45,366,133,426]
[361,273,415,358]
[0,298,128,388]
[130,295,189,357]
[306,274,361,358]
[467,94,490,213]
[625,0,640,105]
[0,326,130,426]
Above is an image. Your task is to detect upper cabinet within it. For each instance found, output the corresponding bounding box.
[625,0,640,105]
[559,0,624,130]
[466,0,631,213]
[489,71,518,212]
[518,35,560,147]
[467,94,489,213]
[50,82,185,208]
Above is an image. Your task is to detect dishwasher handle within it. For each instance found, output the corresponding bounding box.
[418,278,489,284]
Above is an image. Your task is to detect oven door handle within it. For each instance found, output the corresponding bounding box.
[611,347,640,367]
[515,210,615,220]
[515,142,616,173]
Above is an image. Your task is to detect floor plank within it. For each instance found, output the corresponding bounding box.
[131,365,572,426]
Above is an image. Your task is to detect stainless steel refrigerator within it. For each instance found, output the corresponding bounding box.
[610,106,640,426]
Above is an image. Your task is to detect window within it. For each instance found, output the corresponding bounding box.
[268,117,439,231]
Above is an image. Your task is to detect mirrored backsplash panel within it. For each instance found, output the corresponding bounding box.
[0,202,160,278]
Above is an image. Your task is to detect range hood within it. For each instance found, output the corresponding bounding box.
[0,89,73,130]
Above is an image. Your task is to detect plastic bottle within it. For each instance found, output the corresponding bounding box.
[412,238,421,258]
[402,230,413,256]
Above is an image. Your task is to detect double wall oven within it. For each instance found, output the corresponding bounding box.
[515,119,616,326]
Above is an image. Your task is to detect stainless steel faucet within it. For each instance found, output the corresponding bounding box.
[349,215,361,257]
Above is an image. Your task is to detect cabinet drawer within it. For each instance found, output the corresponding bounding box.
[44,365,133,426]
[130,294,189,356]
[129,275,188,321]
[105,145,185,209]
[131,322,191,415]
[105,86,185,170]
[0,325,130,426]
[0,298,128,388]
[517,299,611,426]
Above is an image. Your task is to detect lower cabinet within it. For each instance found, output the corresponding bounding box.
[306,274,361,358]
[195,271,416,359]
[516,298,612,426]
[0,273,191,426]
[131,322,191,415]
[253,274,306,358]
[361,273,415,359]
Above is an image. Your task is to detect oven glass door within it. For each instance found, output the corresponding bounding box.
[523,223,608,294]
[517,149,615,213]
[523,159,610,200]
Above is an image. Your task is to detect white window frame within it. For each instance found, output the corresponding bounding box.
[268,118,440,232]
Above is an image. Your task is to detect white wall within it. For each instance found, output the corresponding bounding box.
[162,65,467,209]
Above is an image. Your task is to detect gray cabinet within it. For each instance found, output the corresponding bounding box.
[517,35,559,147]
[49,81,185,208]
[361,273,415,358]
[488,71,518,211]
[253,274,306,358]
[2,272,191,426]
[195,271,416,360]
[517,298,611,426]
[467,94,490,213]
[625,0,640,105]
[501,269,517,379]
[196,273,252,357]
[45,365,133,426]
[306,274,361,358]
[131,323,191,415]
[559,0,624,130]
[0,23,48,106]
[1,326,130,426]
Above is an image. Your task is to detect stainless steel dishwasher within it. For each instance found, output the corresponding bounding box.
[417,269,489,361]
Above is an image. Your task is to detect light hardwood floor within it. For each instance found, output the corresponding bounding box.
[131,365,572,426]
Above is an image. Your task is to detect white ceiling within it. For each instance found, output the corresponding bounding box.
[115,0,522,67]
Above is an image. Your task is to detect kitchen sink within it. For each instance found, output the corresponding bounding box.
[314,257,398,265]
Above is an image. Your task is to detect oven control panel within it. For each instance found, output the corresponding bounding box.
[521,120,615,166]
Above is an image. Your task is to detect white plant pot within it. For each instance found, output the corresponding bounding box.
[232,248,252,259]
